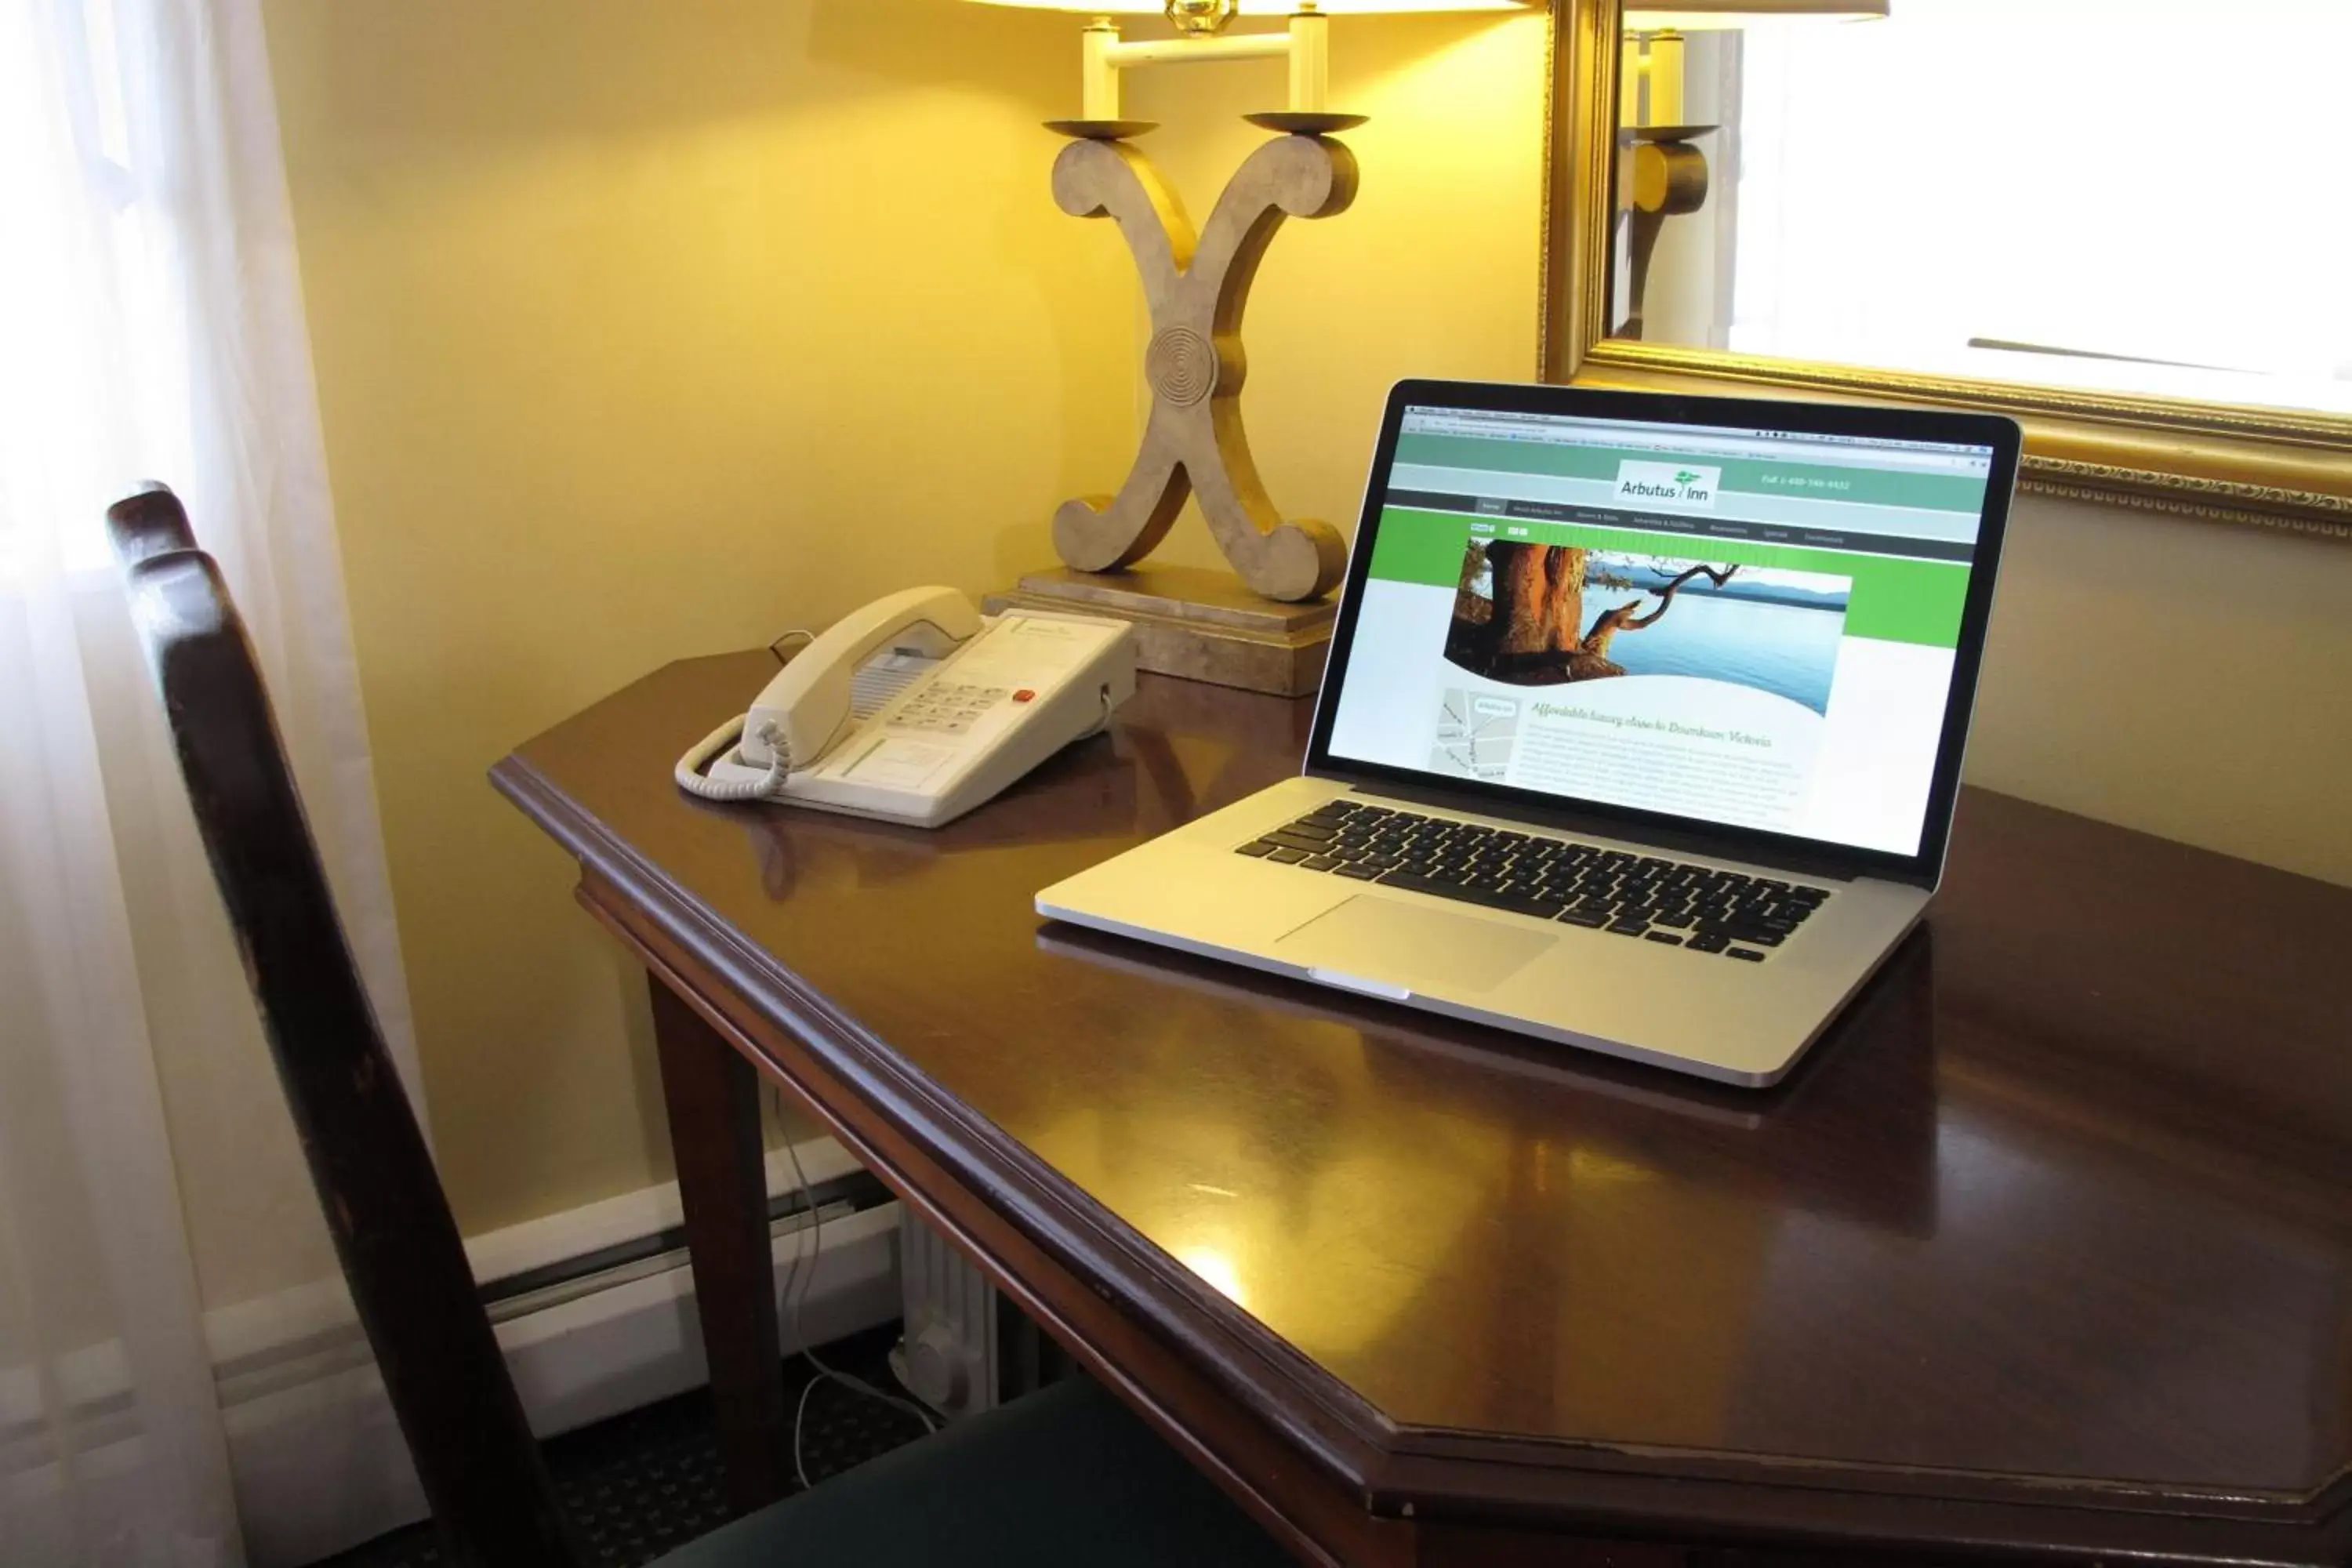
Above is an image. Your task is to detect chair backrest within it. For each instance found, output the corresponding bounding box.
[110,485,581,1568]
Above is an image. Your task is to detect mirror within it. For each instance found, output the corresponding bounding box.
[1540,0,2352,542]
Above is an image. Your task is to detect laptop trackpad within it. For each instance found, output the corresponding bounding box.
[1274,896,1555,995]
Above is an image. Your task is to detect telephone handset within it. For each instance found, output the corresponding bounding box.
[675,586,1136,828]
[739,586,981,772]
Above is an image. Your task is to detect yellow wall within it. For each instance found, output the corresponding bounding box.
[266,1,2352,1235]
[263,0,1136,1232]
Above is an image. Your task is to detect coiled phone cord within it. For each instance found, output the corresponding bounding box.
[673,630,818,802]
[673,716,794,802]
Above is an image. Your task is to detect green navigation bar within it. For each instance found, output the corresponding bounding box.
[1367,506,1969,649]
[1396,432,1989,516]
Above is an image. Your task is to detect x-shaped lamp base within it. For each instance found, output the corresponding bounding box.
[1051,129,1358,604]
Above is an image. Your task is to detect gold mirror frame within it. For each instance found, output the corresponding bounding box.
[1537,0,2352,543]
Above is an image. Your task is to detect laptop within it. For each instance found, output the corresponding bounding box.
[1036,380,2020,1086]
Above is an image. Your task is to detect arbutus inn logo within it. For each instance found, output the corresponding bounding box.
[1613,460,1722,511]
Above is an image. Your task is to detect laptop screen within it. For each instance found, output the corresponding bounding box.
[1318,390,2010,868]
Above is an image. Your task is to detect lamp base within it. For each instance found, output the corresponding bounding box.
[983,564,1334,699]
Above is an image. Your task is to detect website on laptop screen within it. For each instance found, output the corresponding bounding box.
[1325,405,1996,858]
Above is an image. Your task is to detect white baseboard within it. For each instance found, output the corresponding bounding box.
[3,1137,902,1568]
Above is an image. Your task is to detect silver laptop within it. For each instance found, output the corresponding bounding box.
[1037,380,2020,1086]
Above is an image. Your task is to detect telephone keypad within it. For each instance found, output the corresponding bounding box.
[888,681,1011,736]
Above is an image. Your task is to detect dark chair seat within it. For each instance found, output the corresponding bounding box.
[664,1376,1291,1568]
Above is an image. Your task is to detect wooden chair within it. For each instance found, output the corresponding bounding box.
[110,484,1293,1568]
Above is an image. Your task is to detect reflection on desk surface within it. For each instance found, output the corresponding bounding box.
[1033,918,1942,1452]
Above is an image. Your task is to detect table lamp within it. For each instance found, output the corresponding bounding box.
[967,0,1540,695]
[1617,0,1886,339]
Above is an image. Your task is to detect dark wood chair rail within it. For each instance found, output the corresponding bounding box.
[494,649,2352,1568]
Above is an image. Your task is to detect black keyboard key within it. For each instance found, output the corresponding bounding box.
[1236,840,1277,857]
[1282,821,1338,841]
[1485,891,1567,919]
[1606,919,1649,936]
[1726,947,1767,962]
[1261,831,1340,855]
[1377,871,1563,920]
[1651,909,1695,929]
[1334,863,1383,880]
[1558,909,1610,929]
[1301,855,1344,872]
[1685,931,1729,953]
[1266,847,1311,864]
[1644,931,1684,946]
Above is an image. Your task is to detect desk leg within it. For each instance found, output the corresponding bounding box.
[651,978,789,1513]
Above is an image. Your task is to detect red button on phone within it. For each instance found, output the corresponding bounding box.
[1013,689,1036,702]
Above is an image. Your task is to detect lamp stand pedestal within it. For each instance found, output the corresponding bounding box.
[984,563,1334,699]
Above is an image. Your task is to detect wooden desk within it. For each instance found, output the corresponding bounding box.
[493,654,2352,1566]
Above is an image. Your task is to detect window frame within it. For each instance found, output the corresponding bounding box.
[1537,0,2352,545]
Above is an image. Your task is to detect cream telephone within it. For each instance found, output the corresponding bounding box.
[675,586,1136,827]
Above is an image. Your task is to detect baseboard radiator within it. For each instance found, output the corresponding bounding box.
[0,1138,904,1568]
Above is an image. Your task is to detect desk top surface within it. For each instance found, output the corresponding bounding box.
[497,655,2352,1558]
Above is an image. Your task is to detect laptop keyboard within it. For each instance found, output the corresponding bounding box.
[1236,800,1831,962]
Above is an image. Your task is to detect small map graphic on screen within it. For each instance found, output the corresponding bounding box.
[1431,688,1520,781]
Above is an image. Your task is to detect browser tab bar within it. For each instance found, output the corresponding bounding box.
[1402,407,1991,475]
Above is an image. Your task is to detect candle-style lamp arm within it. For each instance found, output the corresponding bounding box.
[1079,5,1332,121]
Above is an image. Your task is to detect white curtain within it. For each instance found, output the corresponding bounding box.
[0,1,423,1563]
